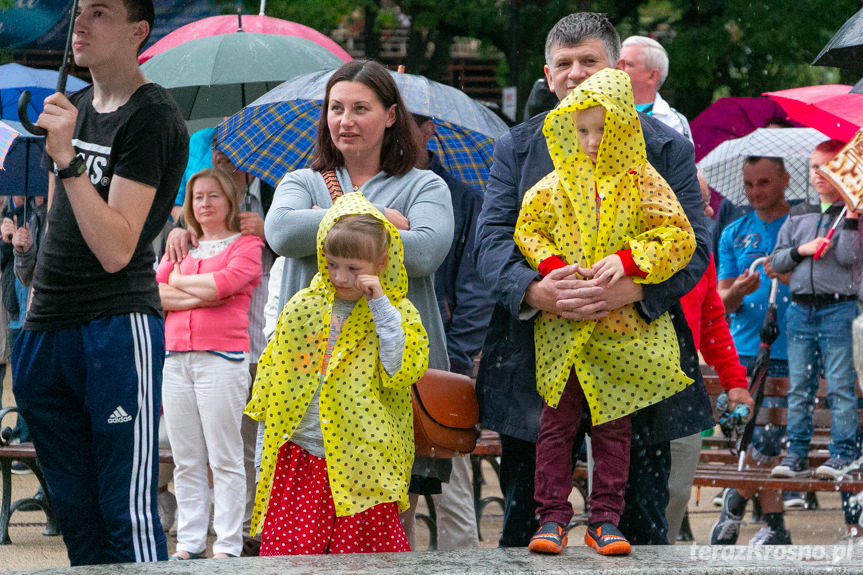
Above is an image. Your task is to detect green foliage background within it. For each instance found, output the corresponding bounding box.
[227,0,861,122]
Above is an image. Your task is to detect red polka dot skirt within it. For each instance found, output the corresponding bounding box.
[259,441,411,555]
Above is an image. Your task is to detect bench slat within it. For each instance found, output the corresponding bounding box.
[692,464,863,492]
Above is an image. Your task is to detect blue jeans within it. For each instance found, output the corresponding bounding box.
[785,301,859,460]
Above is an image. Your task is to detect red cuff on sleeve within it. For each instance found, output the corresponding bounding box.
[616,249,647,278]
[539,255,568,277]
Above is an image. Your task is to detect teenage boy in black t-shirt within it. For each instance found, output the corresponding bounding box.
[12,0,188,566]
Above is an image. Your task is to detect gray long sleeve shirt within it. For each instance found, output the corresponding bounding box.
[771,200,863,297]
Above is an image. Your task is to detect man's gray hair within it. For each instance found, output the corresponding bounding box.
[622,36,669,88]
[545,13,620,68]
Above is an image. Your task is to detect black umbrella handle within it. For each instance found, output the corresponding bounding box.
[17,0,78,136]
[17,92,47,136]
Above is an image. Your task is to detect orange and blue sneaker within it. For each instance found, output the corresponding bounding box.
[528,521,568,554]
[585,522,631,555]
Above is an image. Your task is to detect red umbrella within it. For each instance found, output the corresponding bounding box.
[764,84,863,142]
[138,14,351,64]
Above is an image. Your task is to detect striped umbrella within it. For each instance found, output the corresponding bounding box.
[216,69,508,194]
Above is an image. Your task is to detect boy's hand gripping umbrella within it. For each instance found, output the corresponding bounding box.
[813,206,847,260]
[17,0,79,136]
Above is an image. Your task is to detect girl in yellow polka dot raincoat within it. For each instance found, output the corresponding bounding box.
[245,193,428,553]
[515,69,696,552]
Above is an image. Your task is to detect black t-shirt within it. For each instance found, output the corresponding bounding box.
[28,83,189,330]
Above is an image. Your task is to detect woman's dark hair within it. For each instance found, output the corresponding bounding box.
[312,60,419,176]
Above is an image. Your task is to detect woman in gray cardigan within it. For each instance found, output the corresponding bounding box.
[263,59,455,545]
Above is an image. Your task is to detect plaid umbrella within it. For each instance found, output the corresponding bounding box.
[696,127,828,207]
[216,69,509,194]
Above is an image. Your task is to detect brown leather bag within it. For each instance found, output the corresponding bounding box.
[411,368,480,458]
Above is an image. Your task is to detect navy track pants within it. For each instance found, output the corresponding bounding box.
[13,313,168,565]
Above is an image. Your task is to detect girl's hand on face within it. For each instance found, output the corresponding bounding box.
[356,274,384,300]
[591,254,625,287]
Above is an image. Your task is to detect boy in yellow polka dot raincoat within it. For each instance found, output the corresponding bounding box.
[515,68,695,555]
[245,193,428,554]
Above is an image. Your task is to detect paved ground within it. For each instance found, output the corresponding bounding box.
[1,375,860,572]
[7,546,863,575]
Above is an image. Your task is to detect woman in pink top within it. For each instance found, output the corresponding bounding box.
[156,168,263,559]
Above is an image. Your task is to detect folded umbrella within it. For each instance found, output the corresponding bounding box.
[216,68,509,194]
[736,257,781,469]
[764,84,863,143]
[696,127,828,206]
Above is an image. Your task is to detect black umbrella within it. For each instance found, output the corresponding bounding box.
[17,0,78,136]
[812,7,863,76]
[736,257,781,471]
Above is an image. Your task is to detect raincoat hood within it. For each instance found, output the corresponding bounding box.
[313,192,408,303]
[544,67,645,179]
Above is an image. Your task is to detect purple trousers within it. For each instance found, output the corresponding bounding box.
[535,370,631,527]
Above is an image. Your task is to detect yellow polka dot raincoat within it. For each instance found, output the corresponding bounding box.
[245,193,428,535]
[515,68,696,425]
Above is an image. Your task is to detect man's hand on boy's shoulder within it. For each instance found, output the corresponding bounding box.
[357,274,384,300]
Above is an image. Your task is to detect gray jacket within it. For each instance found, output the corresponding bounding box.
[771,201,863,297]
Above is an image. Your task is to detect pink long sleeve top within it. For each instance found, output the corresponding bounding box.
[156,234,264,353]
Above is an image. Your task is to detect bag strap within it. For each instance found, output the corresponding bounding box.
[321,169,344,203]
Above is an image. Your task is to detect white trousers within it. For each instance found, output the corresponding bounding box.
[163,352,249,556]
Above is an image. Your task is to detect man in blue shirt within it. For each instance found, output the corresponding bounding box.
[714,156,792,546]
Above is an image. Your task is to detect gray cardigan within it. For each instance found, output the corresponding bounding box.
[265,166,454,372]
[265,166,456,481]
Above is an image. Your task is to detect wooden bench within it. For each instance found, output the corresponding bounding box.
[0,407,59,545]
[692,375,863,494]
